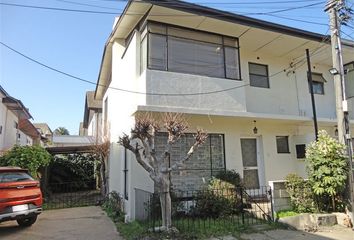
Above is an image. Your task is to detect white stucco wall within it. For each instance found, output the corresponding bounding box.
[0,94,7,151]
[103,27,352,221]
[88,112,102,140]
[104,32,154,220]
[143,46,337,120]
[3,110,19,151]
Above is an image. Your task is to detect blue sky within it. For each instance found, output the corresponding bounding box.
[1,0,353,134]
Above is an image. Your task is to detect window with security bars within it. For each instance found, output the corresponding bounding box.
[276,136,290,153]
[249,62,269,88]
[155,133,226,191]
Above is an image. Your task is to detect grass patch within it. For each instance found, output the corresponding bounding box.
[105,214,280,240]
[276,210,300,218]
[117,221,146,240]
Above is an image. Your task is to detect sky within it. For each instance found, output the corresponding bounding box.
[0,0,353,135]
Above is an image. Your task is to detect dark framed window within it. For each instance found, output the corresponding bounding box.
[276,136,290,153]
[141,22,241,80]
[0,126,2,134]
[295,144,306,159]
[155,133,226,191]
[14,121,18,129]
[308,72,325,95]
[249,62,269,88]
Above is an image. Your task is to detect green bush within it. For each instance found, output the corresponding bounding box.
[306,130,348,212]
[191,178,242,218]
[285,173,315,213]
[0,145,51,177]
[214,170,243,188]
[102,191,124,222]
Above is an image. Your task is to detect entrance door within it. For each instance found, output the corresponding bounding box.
[240,138,261,190]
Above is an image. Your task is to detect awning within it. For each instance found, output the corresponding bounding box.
[311,72,327,83]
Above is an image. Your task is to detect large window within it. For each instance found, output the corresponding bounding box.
[308,72,325,95]
[155,133,226,191]
[141,22,241,80]
[249,63,269,88]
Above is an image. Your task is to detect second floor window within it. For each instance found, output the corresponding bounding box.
[308,72,326,95]
[141,22,241,80]
[249,62,269,88]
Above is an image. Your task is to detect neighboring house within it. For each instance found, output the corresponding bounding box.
[33,123,53,146]
[90,0,354,220]
[0,85,39,154]
[81,91,103,141]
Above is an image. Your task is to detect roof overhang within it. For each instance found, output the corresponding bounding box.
[2,96,32,119]
[46,145,95,155]
[136,105,354,127]
[95,0,354,98]
[83,91,102,128]
[19,119,41,139]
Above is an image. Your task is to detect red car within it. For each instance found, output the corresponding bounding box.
[0,167,42,227]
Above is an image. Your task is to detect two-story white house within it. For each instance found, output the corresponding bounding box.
[0,85,40,154]
[90,0,354,220]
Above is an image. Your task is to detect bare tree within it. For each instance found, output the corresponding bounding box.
[92,138,110,196]
[119,113,207,231]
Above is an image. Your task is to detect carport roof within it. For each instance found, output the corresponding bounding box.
[46,145,94,155]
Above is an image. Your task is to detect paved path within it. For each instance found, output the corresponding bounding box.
[0,206,122,240]
[210,225,354,240]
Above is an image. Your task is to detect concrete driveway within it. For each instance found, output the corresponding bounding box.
[0,206,121,240]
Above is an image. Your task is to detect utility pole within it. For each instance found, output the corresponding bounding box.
[325,0,354,226]
[306,49,319,141]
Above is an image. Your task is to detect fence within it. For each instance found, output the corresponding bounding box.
[43,181,103,210]
[140,186,273,232]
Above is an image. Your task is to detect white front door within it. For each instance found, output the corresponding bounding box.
[240,138,264,190]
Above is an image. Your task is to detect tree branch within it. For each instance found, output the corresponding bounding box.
[170,129,208,171]
[118,134,156,177]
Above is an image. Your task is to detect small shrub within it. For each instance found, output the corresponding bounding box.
[214,170,243,188]
[285,173,315,213]
[276,209,299,218]
[102,191,124,222]
[191,179,242,218]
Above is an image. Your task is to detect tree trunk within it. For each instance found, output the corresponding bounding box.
[100,160,106,196]
[332,195,336,211]
[159,175,172,230]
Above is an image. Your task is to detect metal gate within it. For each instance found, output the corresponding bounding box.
[43,181,103,210]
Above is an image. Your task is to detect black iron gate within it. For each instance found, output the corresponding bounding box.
[43,181,103,210]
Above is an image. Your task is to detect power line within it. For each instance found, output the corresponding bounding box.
[0,40,313,97]
[0,41,252,96]
[0,1,330,28]
[264,13,328,26]
[0,2,120,14]
[0,1,327,17]
[0,33,331,97]
[54,0,121,10]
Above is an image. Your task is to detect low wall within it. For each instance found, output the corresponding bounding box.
[269,180,291,215]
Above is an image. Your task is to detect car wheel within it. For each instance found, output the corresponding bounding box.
[17,215,37,227]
